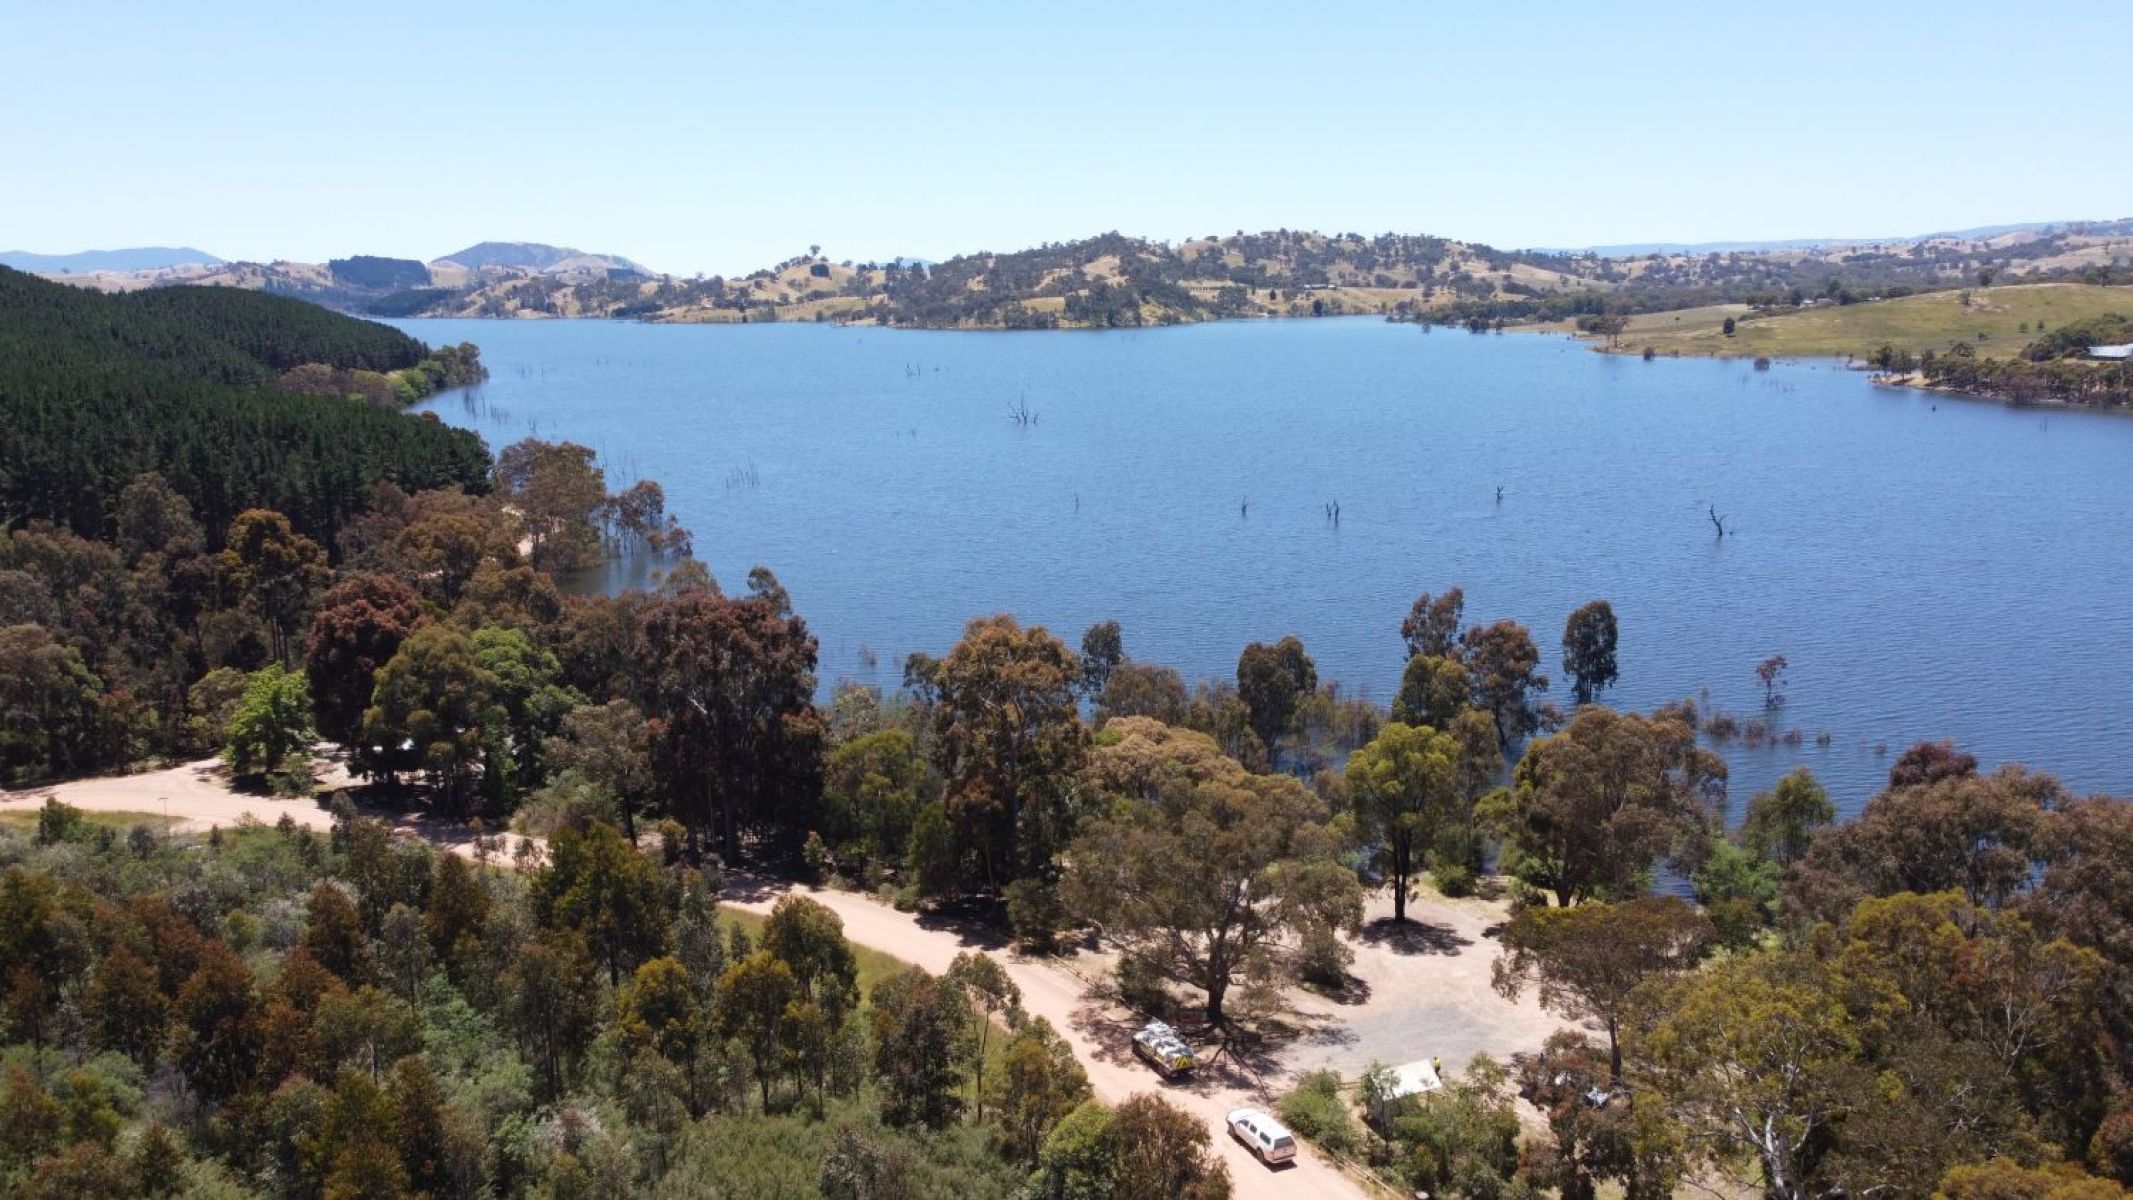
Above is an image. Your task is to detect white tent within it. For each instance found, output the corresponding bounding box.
[1383,1058,1444,1102]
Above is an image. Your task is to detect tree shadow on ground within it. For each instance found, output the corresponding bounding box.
[714,868,788,907]
[1062,971,1351,1098]
[1358,916,1471,956]
[913,898,1014,951]
[1297,972,1373,1006]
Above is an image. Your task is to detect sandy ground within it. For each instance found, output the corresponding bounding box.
[723,875,1382,1200]
[0,755,533,861]
[1289,889,1562,1079]
[9,760,1570,1200]
[0,756,351,832]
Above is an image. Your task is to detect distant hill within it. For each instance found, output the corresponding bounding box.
[433,241,646,274]
[1551,219,2132,258]
[1,246,224,273]
[329,255,431,291]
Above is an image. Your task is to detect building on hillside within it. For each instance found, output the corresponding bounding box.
[2088,343,2132,360]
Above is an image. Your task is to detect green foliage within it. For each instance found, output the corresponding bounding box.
[1235,634,1316,762]
[223,662,313,781]
[0,266,491,544]
[533,819,669,986]
[1487,704,1724,906]
[1391,653,1470,729]
[1386,1057,1532,1200]
[869,966,971,1129]
[1347,720,1465,923]
[1278,1070,1360,1155]
[930,615,1085,888]
[360,623,500,813]
[823,727,928,873]
[0,624,105,783]
[1003,878,1068,952]
[1065,717,1361,1025]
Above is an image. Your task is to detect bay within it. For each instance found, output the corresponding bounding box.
[398,315,2133,817]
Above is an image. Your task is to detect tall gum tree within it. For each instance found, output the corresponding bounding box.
[1485,705,1725,906]
[929,614,1086,888]
[1346,720,1465,923]
[1063,717,1361,1025]
[634,585,820,861]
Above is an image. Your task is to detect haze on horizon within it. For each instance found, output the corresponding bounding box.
[4,0,2124,277]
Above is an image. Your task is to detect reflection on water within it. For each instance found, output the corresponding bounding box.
[402,316,2133,817]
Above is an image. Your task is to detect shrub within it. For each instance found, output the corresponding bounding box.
[657,820,688,863]
[1429,825,1486,898]
[1003,878,1067,952]
[267,750,315,798]
[1279,1071,1360,1156]
[1117,955,1170,1015]
[1430,860,1478,898]
[36,796,86,844]
[1296,924,1352,990]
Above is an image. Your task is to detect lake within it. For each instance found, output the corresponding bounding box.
[398,315,2133,818]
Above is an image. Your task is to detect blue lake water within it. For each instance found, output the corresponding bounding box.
[398,316,2133,818]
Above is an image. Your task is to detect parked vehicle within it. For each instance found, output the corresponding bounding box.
[1130,1020,1195,1078]
[1227,1107,1299,1164]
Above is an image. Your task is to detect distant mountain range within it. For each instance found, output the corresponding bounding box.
[1,246,225,273]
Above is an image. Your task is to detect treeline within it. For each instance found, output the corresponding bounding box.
[1889,315,2133,408]
[8,422,2133,1197]
[0,436,687,788]
[0,267,490,543]
[0,801,1233,1198]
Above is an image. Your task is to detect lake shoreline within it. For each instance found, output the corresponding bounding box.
[1562,334,2133,416]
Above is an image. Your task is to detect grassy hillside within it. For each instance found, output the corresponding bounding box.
[1611,283,2131,360]
[39,219,2133,331]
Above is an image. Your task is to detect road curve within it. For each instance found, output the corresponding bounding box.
[724,876,1378,1200]
[5,763,1379,1198]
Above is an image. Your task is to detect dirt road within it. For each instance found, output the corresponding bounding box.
[723,876,1379,1200]
[12,761,1569,1199]
[0,756,525,861]
[0,757,348,832]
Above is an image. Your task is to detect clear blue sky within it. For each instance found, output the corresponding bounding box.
[4,1,2123,276]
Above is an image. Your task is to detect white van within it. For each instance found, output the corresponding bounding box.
[1226,1107,1298,1164]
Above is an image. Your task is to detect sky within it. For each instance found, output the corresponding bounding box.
[3,1,2125,276]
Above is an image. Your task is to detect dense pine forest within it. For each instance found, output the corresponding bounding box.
[0,267,489,540]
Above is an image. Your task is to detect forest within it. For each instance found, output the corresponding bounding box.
[1,280,2131,1200]
[0,267,490,541]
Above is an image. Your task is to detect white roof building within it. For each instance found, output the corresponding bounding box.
[2088,343,2132,360]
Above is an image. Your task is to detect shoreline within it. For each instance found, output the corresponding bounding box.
[1565,333,2132,415]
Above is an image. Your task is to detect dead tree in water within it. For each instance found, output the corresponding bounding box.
[1708,506,1728,539]
[1007,394,1036,426]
